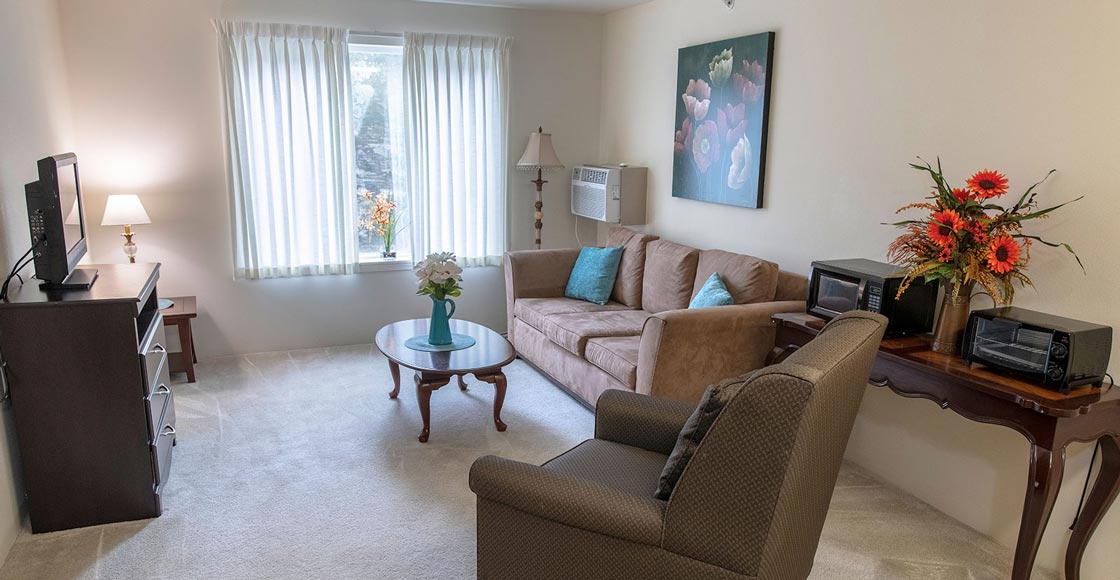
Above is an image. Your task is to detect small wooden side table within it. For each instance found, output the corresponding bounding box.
[161,296,198,383]
[771,312,1119,580]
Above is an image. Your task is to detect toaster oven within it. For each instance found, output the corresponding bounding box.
[963,307,1112,393]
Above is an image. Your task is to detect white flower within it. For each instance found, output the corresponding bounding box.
[414,252,463,287]
[727,136,752,190]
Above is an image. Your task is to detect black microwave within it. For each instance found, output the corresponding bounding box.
[963,307,1112,393]
[807,259,938,337]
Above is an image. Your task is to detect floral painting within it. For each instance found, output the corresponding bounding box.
[673,32,775,208]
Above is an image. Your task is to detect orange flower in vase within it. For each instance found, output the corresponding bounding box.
[927,209,966,247]
[986,236,1022,274]
[967,169,1010,199]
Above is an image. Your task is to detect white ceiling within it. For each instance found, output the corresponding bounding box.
[412,0,651,14]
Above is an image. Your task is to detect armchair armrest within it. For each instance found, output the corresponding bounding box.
[594,390,694,455]
[469,455,666,546]
[636,300,806,403]
[504,249,582,334]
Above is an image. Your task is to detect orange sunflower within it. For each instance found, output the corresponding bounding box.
[928,209,966,246]
[967,169,1009,199]
[952,188,973,204]
[986,236,1022,274]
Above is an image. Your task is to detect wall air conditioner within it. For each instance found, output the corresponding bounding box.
[570,164,648,225]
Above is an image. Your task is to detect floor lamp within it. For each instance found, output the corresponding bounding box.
[516,127,564,250]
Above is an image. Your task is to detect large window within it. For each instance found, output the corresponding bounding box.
[350,40,408,263]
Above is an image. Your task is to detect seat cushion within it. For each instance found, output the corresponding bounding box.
[692,249,779,305]
[544,439,669,498]
[565,246,625,305]
[607,226,659,309]
[514,298,630,334]
[585,336,641,387]
[540,310,651,356]
[641,240,701,313]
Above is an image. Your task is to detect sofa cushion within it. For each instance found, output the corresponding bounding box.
[692,249,779,305]
[689,273,734,309]
[607,226,659,309]
[514,298,630,334]
[565,246,625,305]
[641,240,701,313]
[585,336,641,387]
[544,439,669,497]
[541,310,651,356]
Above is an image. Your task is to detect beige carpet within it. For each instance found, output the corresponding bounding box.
[0,344,1057,580]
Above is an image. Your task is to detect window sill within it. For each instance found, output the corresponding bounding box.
[358,256,412,273]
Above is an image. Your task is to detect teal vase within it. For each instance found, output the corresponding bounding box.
[428,296,456,346]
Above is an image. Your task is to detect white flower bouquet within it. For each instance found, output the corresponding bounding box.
[415,252,464,301]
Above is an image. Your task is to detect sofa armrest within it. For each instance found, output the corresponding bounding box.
[594,390,694,455]
[504,249,582,334]
[469,454,666,545]
[636,300,806,403]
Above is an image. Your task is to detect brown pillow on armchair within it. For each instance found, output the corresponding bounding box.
[654,378,745,500]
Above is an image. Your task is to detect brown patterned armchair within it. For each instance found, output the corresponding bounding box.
[469,311,888,580]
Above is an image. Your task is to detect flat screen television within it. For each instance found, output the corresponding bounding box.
[24,154,98,289]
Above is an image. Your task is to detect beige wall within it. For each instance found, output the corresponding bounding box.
[0,0,75,560]
[55,0,603,357]
[598,0,1120,576]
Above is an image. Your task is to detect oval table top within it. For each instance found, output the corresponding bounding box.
[375,318,515,375]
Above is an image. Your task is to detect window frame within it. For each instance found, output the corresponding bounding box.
[349,34,411,272]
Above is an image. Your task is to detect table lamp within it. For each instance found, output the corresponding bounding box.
[516,127,564,250]
[101,194,152,263]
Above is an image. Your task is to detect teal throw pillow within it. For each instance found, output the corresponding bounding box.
[689,272,734,309]
[565,246,625,306]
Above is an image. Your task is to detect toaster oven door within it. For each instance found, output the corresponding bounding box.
[967,317,1054,376]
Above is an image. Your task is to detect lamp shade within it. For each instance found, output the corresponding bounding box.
[517,128,564,170]
[101,194,152,226]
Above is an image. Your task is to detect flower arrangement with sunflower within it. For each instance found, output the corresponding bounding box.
[888,159,1083,305]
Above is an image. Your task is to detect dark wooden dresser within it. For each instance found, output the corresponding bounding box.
[0,263,176,532]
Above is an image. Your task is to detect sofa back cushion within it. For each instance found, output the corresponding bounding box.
[641,240,700,313]
[607,226,659,308]
[775,270,809,301]
[692,249,779,305]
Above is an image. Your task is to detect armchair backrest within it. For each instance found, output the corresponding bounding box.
[661,311,887,579]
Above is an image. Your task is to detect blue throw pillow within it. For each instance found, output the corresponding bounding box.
[565,246,625,306]
[689,272,734,309]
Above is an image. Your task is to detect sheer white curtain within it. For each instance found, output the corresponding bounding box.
[403,33,512,267]
[215,21,358,279]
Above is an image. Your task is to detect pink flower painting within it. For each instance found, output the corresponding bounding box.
[672,32,774,209]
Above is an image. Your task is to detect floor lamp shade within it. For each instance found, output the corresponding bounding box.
[517,128,564,249]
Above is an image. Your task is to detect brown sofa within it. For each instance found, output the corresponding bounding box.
[504,227,808,406]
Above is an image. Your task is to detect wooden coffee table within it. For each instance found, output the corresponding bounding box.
[375,319,516,443]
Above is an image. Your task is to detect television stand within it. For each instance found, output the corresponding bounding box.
[39,267,98,290]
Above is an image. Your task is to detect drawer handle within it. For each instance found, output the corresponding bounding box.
[151,343,166,353]
[160,424,177,437]
[153,384,171,396]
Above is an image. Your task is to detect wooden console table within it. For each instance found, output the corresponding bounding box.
[771,312,1119,580]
